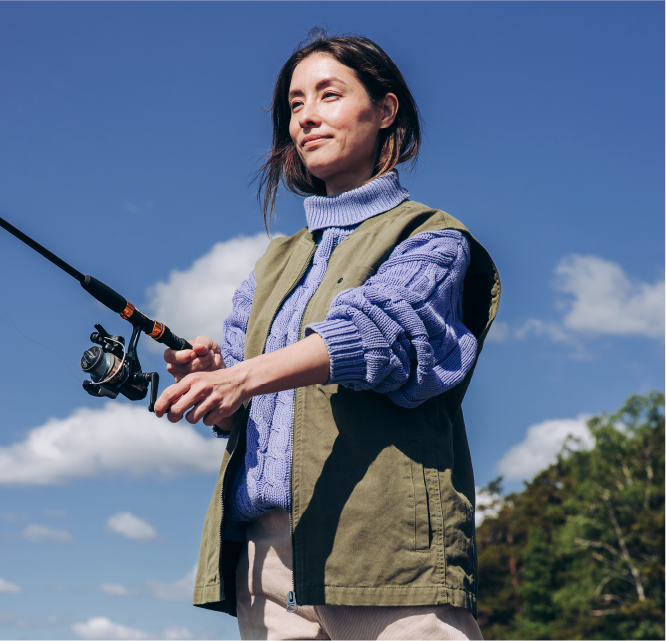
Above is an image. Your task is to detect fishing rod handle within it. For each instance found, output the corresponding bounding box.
[82,275,127,313]
[155,326,193,352]
[81,276,192,351]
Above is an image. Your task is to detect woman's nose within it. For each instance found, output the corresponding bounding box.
[298,100,321,128]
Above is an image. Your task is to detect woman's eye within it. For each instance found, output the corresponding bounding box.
[290,101,303,112]
[323,91,340,100]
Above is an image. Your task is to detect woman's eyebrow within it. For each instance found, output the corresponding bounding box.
[315,77,346,90]
[288,77,346,99]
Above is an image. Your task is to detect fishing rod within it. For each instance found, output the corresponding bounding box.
[0,216,192,412]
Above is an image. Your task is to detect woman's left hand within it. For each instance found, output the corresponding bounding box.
[153,366,247,427]
[153,333,330,427]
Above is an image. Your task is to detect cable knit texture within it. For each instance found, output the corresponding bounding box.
[305,231,476,408]
[227,225,355,520]
[216,170,476,522]
[219,270,256,371]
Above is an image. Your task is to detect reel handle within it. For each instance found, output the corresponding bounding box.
[146,372,159,413]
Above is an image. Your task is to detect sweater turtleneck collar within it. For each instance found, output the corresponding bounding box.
[304,170,409,233]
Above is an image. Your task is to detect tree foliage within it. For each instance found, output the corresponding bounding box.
[476,392,665,640]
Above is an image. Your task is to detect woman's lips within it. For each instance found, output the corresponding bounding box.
[303,136,330,149]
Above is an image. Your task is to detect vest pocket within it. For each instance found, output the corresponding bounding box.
[409,440,431,551]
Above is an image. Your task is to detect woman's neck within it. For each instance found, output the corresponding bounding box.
[325,168,374,196]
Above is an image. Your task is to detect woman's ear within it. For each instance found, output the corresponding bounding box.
[380,93,399,129]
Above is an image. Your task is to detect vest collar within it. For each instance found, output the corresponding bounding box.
[304,170,409,233]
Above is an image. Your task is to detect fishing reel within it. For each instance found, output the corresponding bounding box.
[80,323,159,412]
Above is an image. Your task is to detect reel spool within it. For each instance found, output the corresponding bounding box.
[80,323,160,411]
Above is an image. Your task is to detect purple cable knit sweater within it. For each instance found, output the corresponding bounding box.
[217,171,477,522]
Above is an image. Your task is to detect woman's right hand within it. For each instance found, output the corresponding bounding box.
[163,335,225,383]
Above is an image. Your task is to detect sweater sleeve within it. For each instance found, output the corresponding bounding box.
[304,230,477,408]
[211,270,256,439]
[218,270,256,369]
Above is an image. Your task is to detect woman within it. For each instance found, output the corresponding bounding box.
[154,31,500,641]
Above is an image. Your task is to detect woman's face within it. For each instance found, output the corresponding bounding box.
[288,54,398,196]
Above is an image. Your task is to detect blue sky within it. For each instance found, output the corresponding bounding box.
[0,2,663,639]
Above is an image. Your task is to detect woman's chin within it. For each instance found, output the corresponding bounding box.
[305,161,345,186]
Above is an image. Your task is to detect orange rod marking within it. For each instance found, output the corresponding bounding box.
[149,322,165,339]
[120,302,135,320]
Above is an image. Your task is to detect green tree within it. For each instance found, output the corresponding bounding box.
[476,392,664,640]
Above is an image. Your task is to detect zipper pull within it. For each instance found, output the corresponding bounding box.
[286,591,298,613]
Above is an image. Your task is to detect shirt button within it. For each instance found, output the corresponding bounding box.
[337,278,343,283]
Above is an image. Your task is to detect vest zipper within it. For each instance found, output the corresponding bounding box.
[287,397,299,613]
[247,240,317,614]
[286,234,351,612]
[287,587,298,613]
[284,244,317,614]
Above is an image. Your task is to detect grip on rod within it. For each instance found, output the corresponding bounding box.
[155,327,193,351]
[81,276,127,314]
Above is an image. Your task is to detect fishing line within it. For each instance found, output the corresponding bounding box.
[0,303,84,383]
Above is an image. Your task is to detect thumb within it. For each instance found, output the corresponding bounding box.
[192,335,216,356]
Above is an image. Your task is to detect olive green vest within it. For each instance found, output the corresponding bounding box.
[193,200,501,618]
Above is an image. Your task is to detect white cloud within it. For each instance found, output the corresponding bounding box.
[485,320,510,343]
[144,565,196,602]
[97,583,129,597]
[95,566,197,602]
[555,254,664,339]
[0,577,22,594]
[0,402,227,486]
[474,487,503,526]
[72,617,194,641]
[0,513,26,522]
[162,626,193,640]
[494,255,664,345]
[146,233,277,346]
[20,524,73,543]
[72,617,152,640]
[498,416,593,482]
[107,512,156,542]
[0,609,66,628]
[515,318,571,343]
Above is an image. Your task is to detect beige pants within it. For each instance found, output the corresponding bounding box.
[235,508,483,640]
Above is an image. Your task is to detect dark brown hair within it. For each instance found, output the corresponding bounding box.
[256,28,422,232]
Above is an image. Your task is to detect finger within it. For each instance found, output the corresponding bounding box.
[165,363,188,384]
[202,404,238,427]
[185,400,206,425]
[195,336,221,354]
[166,355,216,382]
[201,395,243,427]
[192,343,210,357]
[167,384,208,422]
[185,394,220,425]
[203,409,225,428]
[193,389,235,425]
[163,344,197,365]
[190,350,217,371]
[153,380,192,417]
[164,336,220,366]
